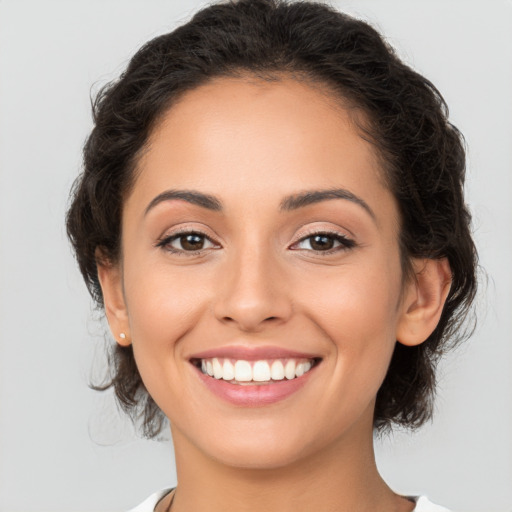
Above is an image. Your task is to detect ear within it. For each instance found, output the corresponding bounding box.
[96,249,131,347]
[396,258,452,347]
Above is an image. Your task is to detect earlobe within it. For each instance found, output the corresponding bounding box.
[96,250,131,347]
[396,258,452,347]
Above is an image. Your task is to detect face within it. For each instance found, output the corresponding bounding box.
[101,77,421,469]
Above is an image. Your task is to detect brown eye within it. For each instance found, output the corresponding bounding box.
[292,232,356,253]
[309,235,334,251]
[157,231,218,253]
[179,233,206,251]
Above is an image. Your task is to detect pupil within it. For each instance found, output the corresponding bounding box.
[311,235,333,251]
[181,234,204,250]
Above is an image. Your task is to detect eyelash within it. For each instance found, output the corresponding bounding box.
[156,230,356,256]
[156,230,219,255]
[290,231,356,254]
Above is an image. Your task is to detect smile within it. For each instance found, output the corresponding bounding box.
[194,357,318,384]
[189,348,322,406]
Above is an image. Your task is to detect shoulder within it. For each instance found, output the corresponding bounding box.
[127,489,174,512]
[412,496,451,512]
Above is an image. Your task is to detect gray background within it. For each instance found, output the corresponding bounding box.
[0,1,511,511]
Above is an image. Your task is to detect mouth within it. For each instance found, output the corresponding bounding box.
[191,356,321,385]
[188,346,323,406]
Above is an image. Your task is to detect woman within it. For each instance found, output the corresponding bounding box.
[66,1,477,510]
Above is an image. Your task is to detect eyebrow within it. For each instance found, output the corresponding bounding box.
[144,187,375,220]
[279,188,376,220]
[144,190,223,215]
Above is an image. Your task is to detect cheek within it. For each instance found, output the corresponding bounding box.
[295,273,400,435]
[120,261,215,418]
[297,256,402,383]
[121,259,211,388]
[300,258,401,334]
[124,258,205,334]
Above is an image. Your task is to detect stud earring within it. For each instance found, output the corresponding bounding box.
[119,333,126,340]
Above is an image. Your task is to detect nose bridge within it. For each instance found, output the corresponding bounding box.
[214,234,292,331]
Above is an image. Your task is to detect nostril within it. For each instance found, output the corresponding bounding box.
[222,315,277,322]
[215,293,293,331]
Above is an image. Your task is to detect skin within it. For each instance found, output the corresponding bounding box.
[98,77,452,512]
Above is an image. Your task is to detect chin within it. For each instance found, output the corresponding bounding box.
[189,418,331,471]
[210,440,310,470]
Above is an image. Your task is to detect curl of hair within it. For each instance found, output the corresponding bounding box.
[66,0,477,437]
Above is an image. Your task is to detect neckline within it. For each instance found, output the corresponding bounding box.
[149,489,437,512]
[154,488,175,512]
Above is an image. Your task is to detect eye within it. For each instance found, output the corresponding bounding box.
[156,231,219,253]
[291,232,355,253]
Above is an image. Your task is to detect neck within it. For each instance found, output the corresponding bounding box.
[164,411,413,512]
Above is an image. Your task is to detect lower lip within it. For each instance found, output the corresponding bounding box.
[194,366,316,406]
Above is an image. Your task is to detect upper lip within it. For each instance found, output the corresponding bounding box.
[189,345,321,361]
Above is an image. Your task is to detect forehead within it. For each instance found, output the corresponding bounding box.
[129,76,393,219]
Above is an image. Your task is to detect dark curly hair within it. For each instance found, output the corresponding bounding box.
[66,0,477,437]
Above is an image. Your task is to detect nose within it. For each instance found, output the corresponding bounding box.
[213,246,293,332]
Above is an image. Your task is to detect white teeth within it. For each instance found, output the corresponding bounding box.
[234,360,252,382]
[295,362,305,377]
[222,359,235,381]
[212,358,223,379]
[253,360,271,382]
[198,357,316,382]
[284,360,296,380]
[270,360,285,380]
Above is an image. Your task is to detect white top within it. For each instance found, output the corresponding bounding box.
[128,489,451,511]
